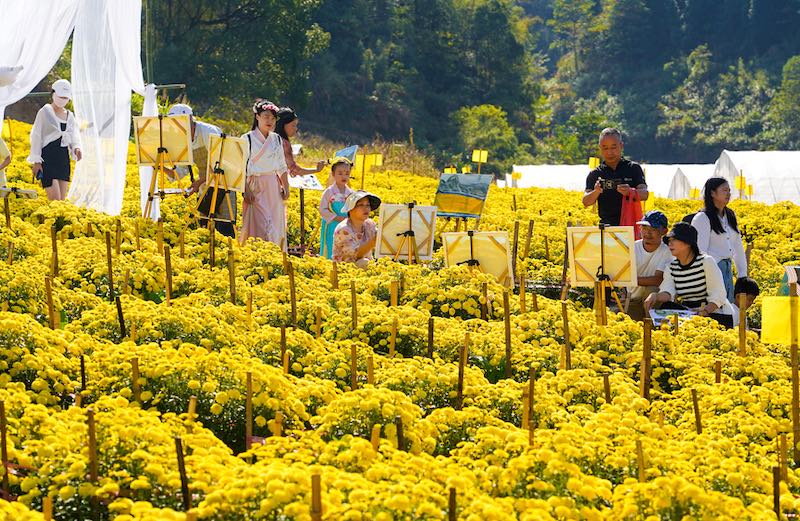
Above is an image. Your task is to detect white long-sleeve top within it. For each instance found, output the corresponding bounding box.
[659,253,736,319]
[27,105,82,163]
[691,211,747,277]
[242,129,287,175]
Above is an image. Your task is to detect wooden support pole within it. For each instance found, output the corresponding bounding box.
[164,245,172,305]
[0,401,8,497]
[511,220,519,278]
[738,293,747,356]
[636,439,645,482]
[691,388,702,434]
[531,290,539,312]
[87,408,98,482]
[350,345,358,390]
[282,351,290,375]
[519,274,526,314]
[247,292,253,320]
[390,281,398,306]
[521,388,529,429]
[245,372,252,450]
[456,333,469,410]
[175,437,191,511]
[80,355,87,391]
[448,488,457,521]
[45,275,56,330]
[3,198,9,229]
[228,239,236,305]
[115,296,126,339]
[131,357,141,403]
[280,326,287,368]
[371,425,381,451]
[528,366,535,429]
[427,317,434,358]
[350,280,357,331]
[288,262,297,327]
[311,474,322,521]
[395,415,406,451]
[781,434,789,481]
[367,355,374,385]
[523,220,534,259]
[188,395,197,422]
[43,497,52,520]
[714,361,721,384]
[503,291,512,378]
[603,373,611,404]
[156,220,164,254]
[115,218,121,255]
[5,241,12,266]
[561,301,571,370]
[134,220,141,250]
[50,224,58,276]
[209,222,216,269]
[105,231,115,302]
[672,314,679,336]
[273,411,284,437]
[330,262,339,289]
[773,466,781,519]
[640,318,652,400]
[389,318,398,357]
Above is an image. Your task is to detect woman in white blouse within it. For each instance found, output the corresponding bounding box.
[27,79,82,201]
[239,100,289,249]
[691,177,747,303]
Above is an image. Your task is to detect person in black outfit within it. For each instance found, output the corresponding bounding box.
[582,128,648,226]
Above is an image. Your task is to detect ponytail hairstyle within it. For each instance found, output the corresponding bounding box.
[251,99,279,130]
[702,177,739,235]
[275,107,298,140]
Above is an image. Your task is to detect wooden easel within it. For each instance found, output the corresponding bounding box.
[393,203,420,264]
[194,134,237,239]
[142,115,189,218]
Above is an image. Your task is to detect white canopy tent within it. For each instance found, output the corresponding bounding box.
[0,0,155,217]
[504,165,590,191]
[639,164,688,199]
[713,150,800,204]
[672,164,716,199]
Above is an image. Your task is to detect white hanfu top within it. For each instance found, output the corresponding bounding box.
[242,129,287,175]
[27,105,82,164]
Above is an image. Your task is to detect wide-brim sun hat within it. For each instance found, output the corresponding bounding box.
[343,190,381,214]
[662,221,698,247]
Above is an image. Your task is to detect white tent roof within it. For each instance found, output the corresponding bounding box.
[506,165,588,191]
[713,150,800,204]
[674,164,716,197]
[640,164,683,198]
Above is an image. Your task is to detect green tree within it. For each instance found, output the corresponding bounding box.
[452,104,521,176]
[548,0,595,75]
[767,56,800,148]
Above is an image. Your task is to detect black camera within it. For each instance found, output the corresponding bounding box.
[599,178,618,191]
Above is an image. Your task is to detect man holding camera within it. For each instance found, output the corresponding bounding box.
[582,128,648,225]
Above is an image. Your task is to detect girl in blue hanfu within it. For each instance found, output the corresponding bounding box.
[318,157,353,258]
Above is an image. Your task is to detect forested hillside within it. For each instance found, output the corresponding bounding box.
[143,0,800,174]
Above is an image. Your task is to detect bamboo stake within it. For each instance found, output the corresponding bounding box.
[448,488,457,521]
[523,220,534,259]
[531,289,538,312]
[603,373,611,404]
[43,497,52,520]
[640,318,652,400]
[636,439,645,482]
[123,269,130,295]
[245,372,253,450]
[390,281,398,306]
[456,333,469,410]
[714,361,721,383]
[188,395,197,422]
[389,318,398,357]
[105,231,115,302]
[781,434,788,481]
[115,297,126,339]
[367,355,374,385]
[738,293,747,356]
[350,345,358,390]
[288,262,297,327]
[481,282,488,320]
[86,222,93,237]
[50,224,58,276]
[2,198,9,229]
[156,220,164,254]
[131,357,141,403]
[350,280,357,331]
[5,241,11,266]
[247,292,253,320]
[562,301,571,370]
[280,326,287,369]
[164,245,172,305]
[503,291,512,379]
[315,306,322,338]
[773,466,781,519]
[273,412,284,437]
[134,220,141,250]
[528,366,535,428]
[395,415,406,451]
[521,387,530,429]
[228,239,236,305]
[115,218,121,255]
[311,474,322,521]
[80,354,86,391]
[427,317,434,358]
[330,261,339,289]
[175,437,191,511]
[0,401,8,497]
[511,220,519,278]
[519,274,526,313]
[209,222,216,269]
[45,275,56,330]
[672,314,679,335]
[282,351,290,374]
[371,425,381,451]
[87,408,98,482]
[691,388,702,434]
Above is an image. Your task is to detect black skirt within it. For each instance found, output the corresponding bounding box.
[40,125,70,188]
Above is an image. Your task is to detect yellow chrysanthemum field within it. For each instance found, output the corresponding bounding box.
[2,119,800,520]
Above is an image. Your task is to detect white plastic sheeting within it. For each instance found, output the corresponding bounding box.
[0,0,80,122]
[68,0,147,216]
[713,150,800,204]
[639,164,688,199]
[673,164,716,199]
[505,165,589,191]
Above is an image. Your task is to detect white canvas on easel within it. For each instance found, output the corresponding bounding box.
[133,115,193,167]
[442,231,513,288]
[567,226,637,287]
[206,134,248,193]
[376,204,437,261]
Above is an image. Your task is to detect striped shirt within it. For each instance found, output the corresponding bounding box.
[659,253,733,316]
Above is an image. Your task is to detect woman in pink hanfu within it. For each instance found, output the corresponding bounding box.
[239,100,289,249]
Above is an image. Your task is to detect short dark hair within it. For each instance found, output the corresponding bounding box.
[734,277,760,296]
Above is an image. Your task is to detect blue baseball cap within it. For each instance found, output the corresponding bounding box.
[636,210,668,229]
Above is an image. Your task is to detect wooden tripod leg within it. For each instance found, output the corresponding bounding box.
[144,160,160,218]
[393,236,406,263]
[221,175,237,240]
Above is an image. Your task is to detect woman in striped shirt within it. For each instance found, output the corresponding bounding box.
[644,222,736,327]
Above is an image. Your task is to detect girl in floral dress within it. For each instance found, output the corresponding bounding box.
[318,157,353,258]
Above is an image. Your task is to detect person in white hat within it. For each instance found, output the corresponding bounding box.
[332,190,381,268]
[166,103,237,238]
[27,79,82,200]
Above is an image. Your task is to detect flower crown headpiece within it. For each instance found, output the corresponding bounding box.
[253,100,279,114]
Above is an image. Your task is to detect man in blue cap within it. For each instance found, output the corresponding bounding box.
[626,210,673,321]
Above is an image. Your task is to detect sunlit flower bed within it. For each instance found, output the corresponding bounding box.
[1,120,800,519]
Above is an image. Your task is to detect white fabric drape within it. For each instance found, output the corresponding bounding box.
[139,84,158,220]
[0,0,80,122]
[68,0,146,216]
